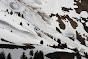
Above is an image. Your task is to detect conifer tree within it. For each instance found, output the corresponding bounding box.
[38,51,44,59]
[7,53,12,59]
[0,52,5,59]
[21,52,27,59]
[33,51,44,59]
[33,51,38,59]
[30,50,33,56]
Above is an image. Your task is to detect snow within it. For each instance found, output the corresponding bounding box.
[0,0,88,59]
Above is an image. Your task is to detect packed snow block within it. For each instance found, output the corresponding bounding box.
[46,52,75,59]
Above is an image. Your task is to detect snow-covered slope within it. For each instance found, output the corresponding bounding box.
[0,0,88,59]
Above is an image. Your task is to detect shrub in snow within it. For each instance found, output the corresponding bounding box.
[6,9,8,12]
[20,22,22,26]
[60,43,67,49]
[10,10,13,15]
[11,30,13,32]
[40,40,43,45]
[52,44,56,48]
[49,13,55,17]
[57,39,61,44]
[72,48,78,52]
[18,13,21,17]
[58,44,60,48]
[22,14,24,18]
[54,38,56,41]
[64,43,67,48]
[6,9,9,14]
[7,53,12,59]
[27,23,29,26]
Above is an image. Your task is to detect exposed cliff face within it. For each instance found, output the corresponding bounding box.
[0,0,88,59]
[74,0,88,14]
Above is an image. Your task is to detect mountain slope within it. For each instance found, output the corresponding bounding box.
[0,0,88,59]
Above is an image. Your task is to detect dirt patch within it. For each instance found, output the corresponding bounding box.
[56,14,66,30]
